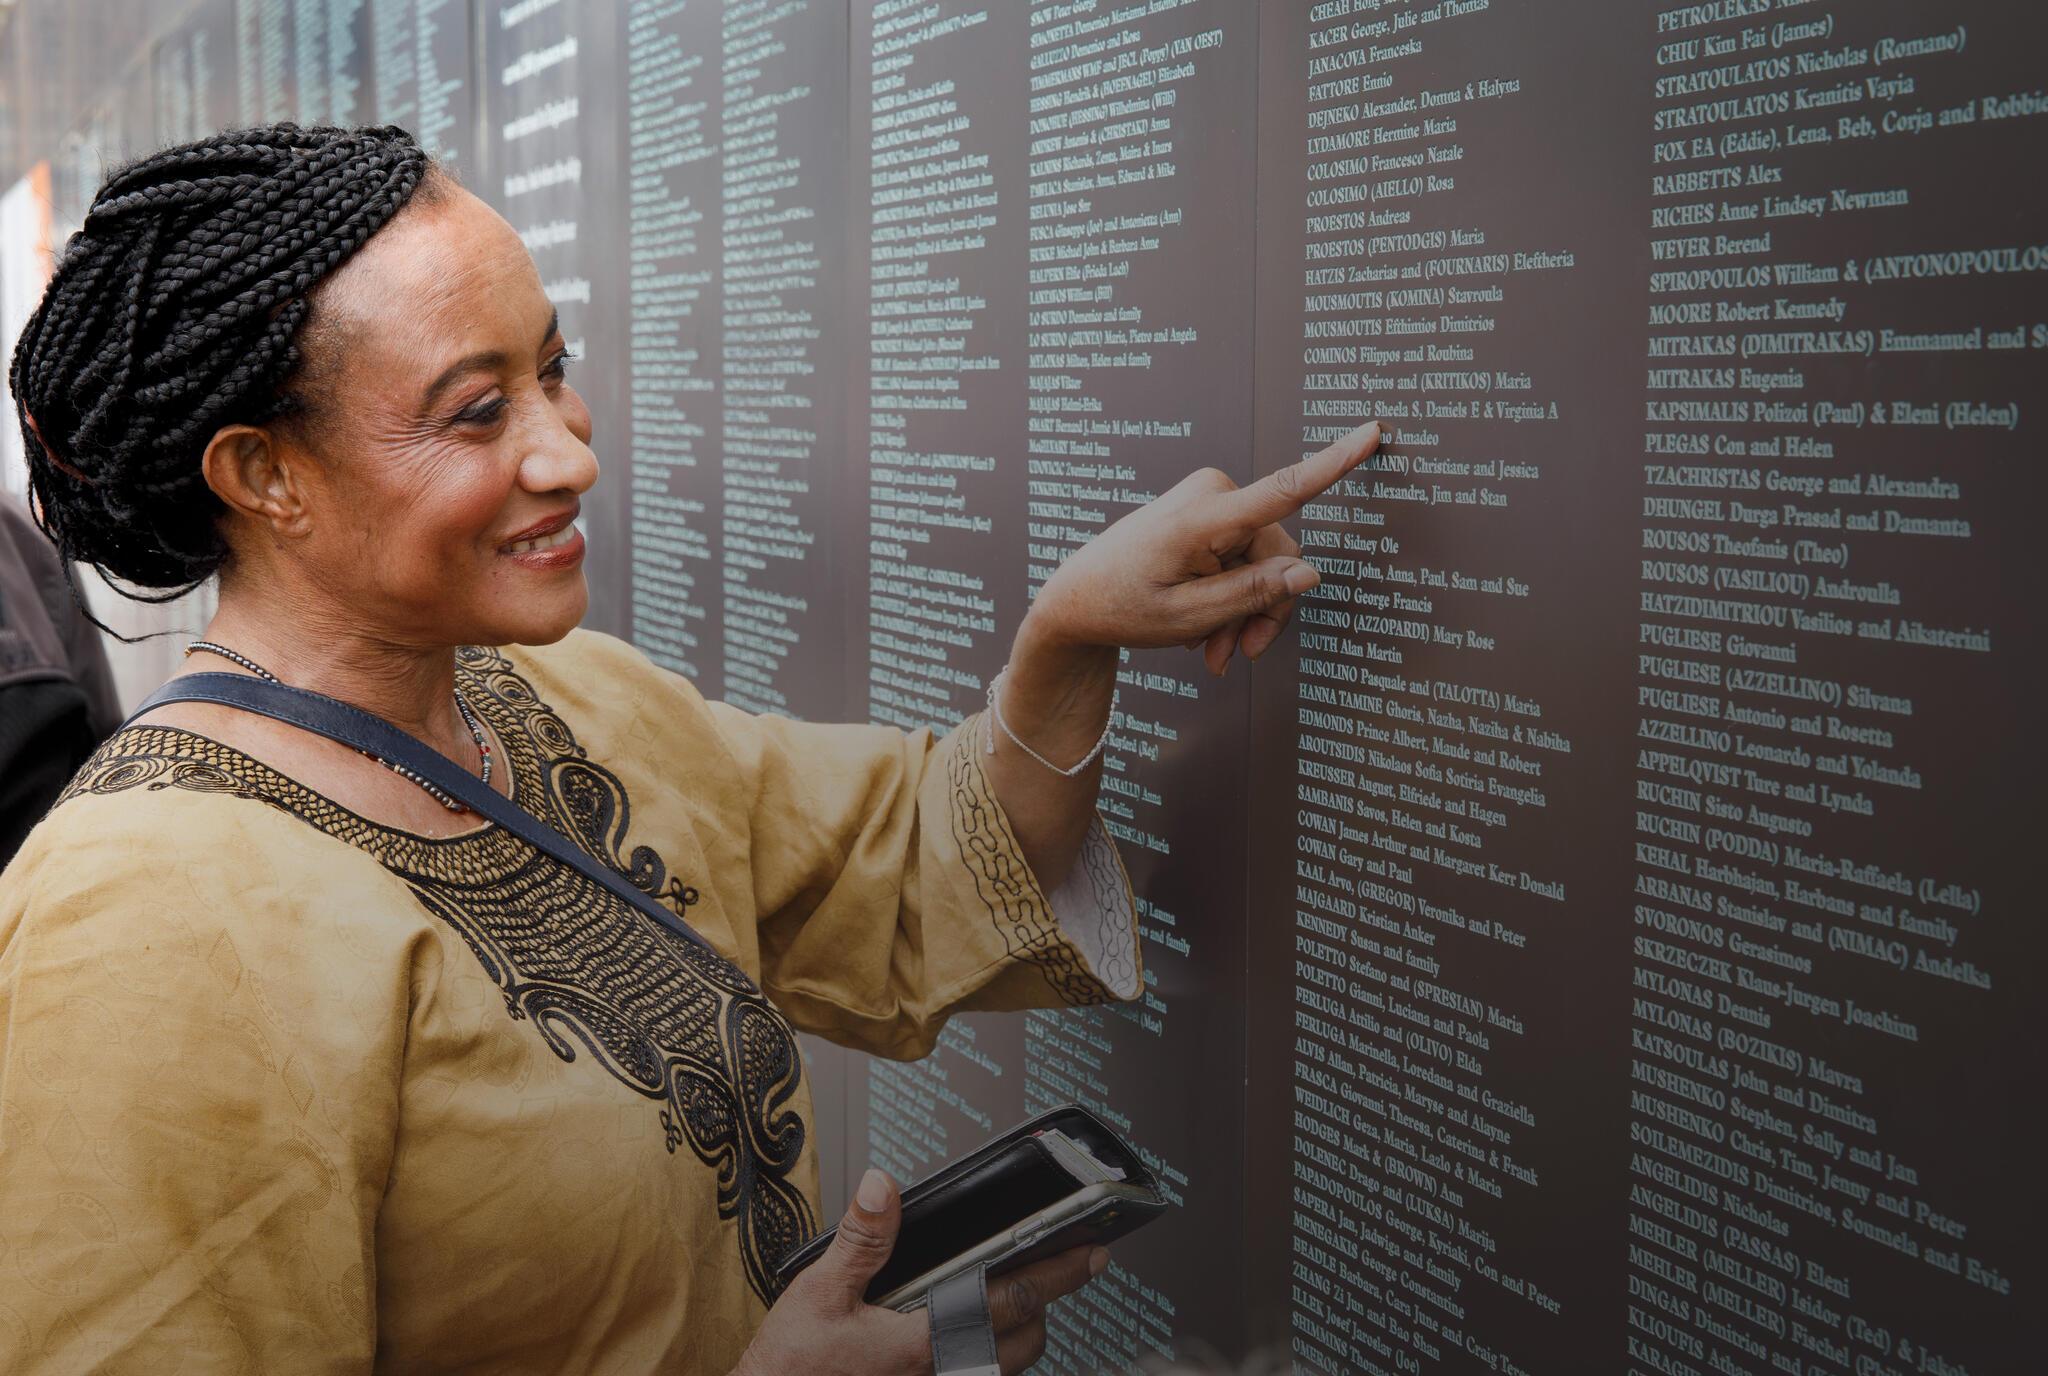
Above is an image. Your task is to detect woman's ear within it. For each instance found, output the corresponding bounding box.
[202,425,314,539]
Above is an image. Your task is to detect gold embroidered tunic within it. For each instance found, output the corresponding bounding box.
[0,631,1139,1374]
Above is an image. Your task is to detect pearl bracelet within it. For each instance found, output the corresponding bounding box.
[983,668,1117,778]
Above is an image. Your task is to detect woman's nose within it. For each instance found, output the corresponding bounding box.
[520,429,599,496]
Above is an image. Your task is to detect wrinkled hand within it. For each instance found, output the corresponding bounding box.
[1026,421,1382,676]
[735,1169,1107,1376]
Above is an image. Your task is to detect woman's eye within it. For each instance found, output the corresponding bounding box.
[455,396,510,427]
[447,350,573,426]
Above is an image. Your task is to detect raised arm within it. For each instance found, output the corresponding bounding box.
[985,420,1384,890]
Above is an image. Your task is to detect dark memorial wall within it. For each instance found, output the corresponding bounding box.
[155,0,240,149]
[91,1,2048,1369]
[840,4,1259,1364]
[1245,7,1640,1368]
[1245,6,2045,1373]
[369,0,470,166]
[618,0,854,720]
[480,0,635,637]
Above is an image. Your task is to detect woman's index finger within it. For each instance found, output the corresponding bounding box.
[1222,420,1382,530]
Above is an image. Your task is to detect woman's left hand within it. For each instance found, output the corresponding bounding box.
[1025,420,1382,675]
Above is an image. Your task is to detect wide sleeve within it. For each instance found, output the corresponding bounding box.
[699,699,1142,1061]
[0,802,407,1374]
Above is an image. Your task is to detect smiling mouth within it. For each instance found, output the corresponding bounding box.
[503,523,579,556]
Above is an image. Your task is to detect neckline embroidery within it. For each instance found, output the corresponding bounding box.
[89,651,524,847]
[61,645,816,1303]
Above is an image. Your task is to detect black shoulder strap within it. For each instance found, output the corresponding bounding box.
[127,672,731,968]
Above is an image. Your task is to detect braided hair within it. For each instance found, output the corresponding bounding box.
[9,123,439,609]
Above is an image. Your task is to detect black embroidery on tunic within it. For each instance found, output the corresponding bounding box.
[61,646,814,1303]
[944,721,1113,1007]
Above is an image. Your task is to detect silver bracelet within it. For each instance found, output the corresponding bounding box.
[983,668,1117,778]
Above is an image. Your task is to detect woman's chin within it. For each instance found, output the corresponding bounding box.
[482,580,589,647]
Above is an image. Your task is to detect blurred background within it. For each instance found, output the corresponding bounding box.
[1,0,229,702]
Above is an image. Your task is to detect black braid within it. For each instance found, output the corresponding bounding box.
[9,123,436,612]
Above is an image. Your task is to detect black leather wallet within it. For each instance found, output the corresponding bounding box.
[774,1104,1171,1310]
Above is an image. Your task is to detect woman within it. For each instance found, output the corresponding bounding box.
[0,125,1378,1373]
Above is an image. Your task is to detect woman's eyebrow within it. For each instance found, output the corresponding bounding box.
[420,310,564,408]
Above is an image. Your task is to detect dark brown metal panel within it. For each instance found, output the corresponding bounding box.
[1247,4,2045,1372]
[838,3,1260,1367]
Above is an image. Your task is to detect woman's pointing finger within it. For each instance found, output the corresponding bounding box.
[1217,419,1383,531]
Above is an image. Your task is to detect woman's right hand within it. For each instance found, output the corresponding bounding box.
[736,1168,1107,1376]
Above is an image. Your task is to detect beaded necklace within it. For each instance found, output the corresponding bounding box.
[180,640,492,813]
